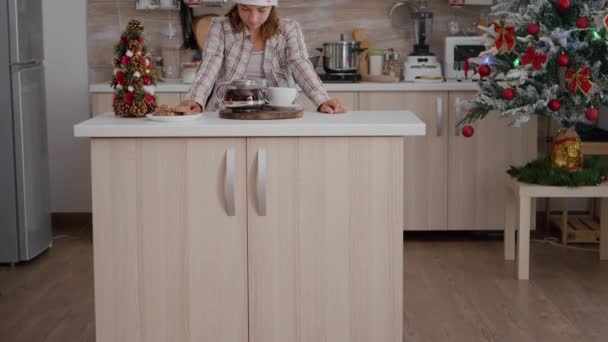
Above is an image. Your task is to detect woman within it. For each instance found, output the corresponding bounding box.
[181,0,347,114]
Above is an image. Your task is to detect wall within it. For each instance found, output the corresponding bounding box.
[88,0,489,82]
[44,0,91,213]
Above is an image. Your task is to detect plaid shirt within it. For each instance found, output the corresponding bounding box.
[186,17,330,111]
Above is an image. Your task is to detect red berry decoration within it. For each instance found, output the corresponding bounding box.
[576,17,589,29]
[478,64,491,77]
[556,53,569,67]
[462,125,475,138]
[556,0,570,11]
[527,23,540,36]
[548,99,561,111]
[502,88,516,101]
[586,107,599,122]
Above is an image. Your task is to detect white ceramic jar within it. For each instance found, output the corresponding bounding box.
[368,49,384,76]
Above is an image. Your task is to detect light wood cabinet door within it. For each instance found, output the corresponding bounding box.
[246,137,403,342]
[156,92,182,106]
[90,93,114,117]
[91,138,248,342]
[299,91,359,111]
[360,92,449,230]
[447,92,537,230]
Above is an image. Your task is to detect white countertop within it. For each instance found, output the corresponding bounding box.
[74,111,426,138]
[89,80,480,93]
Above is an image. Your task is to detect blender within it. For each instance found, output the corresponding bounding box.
[402,0,443,82]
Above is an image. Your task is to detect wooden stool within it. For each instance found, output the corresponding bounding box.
[505,176,608,280]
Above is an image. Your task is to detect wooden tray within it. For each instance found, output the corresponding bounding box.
[219,107,303,120]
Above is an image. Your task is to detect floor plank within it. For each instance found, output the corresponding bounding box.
[1,227,607,342]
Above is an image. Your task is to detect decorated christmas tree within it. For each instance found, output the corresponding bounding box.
[111,20,158,118]
[459,0,608,172]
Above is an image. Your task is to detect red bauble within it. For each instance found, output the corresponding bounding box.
[462,125,475,138]
[527,23,540,36]
[502,88,516,101]
[121,56,131,65]
[145,94,155,104]
[124,92,135,105]
[120,35,127,45]
[548,99,561,111]
[576,17,589,29]
[586,107,599,122]
[556,0,570,11]
[556,53,569,67]
[116,71,125,86]
[143,75,151,85]
[478,65,491,77]
[137,36,143,43]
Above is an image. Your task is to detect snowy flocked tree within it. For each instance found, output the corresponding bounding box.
[459,0,608,131]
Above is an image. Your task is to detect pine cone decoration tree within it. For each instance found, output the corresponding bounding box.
[126,20,144,35]
[127,40,143,54]
[132,102,148,117]
[130,55,148,74]
[110,20,157,118]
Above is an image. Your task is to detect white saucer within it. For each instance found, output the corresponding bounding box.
[266,103,302,110]
[145,113,203,122]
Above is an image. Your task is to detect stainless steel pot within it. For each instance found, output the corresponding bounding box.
[318,35,367,73]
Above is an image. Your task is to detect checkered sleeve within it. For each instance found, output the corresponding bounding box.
[186,18,225,110]
[285,21,330,109]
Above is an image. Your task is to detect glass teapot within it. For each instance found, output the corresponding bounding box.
[216,78,267,110]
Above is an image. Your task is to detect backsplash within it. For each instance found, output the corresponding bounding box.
[88,0,488,83]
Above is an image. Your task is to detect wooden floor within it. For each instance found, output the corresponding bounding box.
[1,226,607,342]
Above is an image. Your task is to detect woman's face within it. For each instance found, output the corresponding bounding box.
[237,5,272,30]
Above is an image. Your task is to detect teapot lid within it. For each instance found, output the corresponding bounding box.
[232,78,267,88]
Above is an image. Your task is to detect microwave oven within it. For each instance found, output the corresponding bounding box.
[444,36,487,81]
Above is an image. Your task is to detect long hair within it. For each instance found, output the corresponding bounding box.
[227,4,280,41]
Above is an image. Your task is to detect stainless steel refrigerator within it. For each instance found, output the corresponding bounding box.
[0,0,51,264]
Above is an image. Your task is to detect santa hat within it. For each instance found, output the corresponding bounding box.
[233,0,278,6]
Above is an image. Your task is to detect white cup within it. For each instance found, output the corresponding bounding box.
[266,87,297,106]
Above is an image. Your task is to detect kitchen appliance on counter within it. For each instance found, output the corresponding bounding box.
[317,34,365,83]
[399,0,444,82]
[444,36,486,81]
[216,78,268,112]
[0,0,52,264]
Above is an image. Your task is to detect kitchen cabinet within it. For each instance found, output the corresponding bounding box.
[90,136,404,342]
[360,92,448,230]
[90,93,114,117]
[447,92,537,230]
[360,91,537,230]
[91,138,248,342]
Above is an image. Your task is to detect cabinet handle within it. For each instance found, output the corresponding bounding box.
[257,148,267,216]
[455,96,462,136]
[436,96,443,137]
[224,148,236,216]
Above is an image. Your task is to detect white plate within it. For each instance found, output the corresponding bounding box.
[266,103,303,110]
[145,113,203,122]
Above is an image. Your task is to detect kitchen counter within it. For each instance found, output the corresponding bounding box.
[74,110,426,137]
[89,80,481,93]
[78,109,416,342]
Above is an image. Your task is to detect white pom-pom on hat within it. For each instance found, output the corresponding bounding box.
[134,71,141,78]
[128,86,134,92]
[126,50,134,58]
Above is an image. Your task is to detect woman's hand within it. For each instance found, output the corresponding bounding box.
[319,98,348,114]
[180,100,203,113]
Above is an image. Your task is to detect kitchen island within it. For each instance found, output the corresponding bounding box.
[75,111,424,342]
